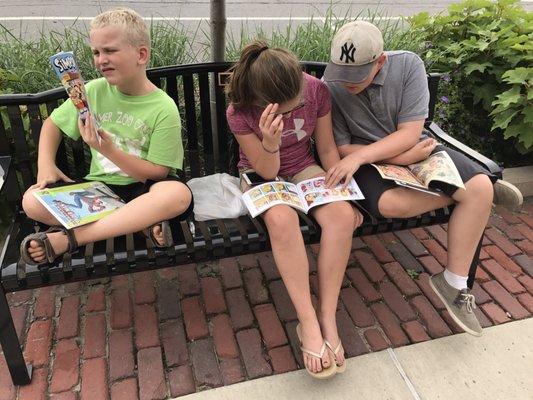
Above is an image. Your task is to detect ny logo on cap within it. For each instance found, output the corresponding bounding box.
[340,42,356,63]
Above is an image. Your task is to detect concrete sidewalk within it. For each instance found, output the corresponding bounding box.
[176,318,533,400]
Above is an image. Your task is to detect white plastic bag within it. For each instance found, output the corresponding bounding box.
[187,173,247,221]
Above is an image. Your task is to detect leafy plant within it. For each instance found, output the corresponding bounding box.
[410,0,533,154]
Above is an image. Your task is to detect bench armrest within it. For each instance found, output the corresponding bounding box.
[426,122,503,179]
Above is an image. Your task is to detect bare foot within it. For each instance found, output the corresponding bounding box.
[298,319,331,373]
[150,224,165,246]
[26,231,69,264]
[142,224,165,246]
[318,315,345,368]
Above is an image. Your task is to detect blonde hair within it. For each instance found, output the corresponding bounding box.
[225,40,303,110]
[90,8,150,48]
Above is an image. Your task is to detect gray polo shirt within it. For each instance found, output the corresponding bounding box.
[327,50,429,146]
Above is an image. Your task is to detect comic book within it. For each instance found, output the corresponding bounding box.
[371,150,465,196]
[49,51,101,144]
[33,182,124,229]
[242,177,364,218]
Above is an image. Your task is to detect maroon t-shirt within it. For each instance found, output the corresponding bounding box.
[226,73,331,177]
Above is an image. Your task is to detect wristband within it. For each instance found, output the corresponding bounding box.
[261,142,280,154]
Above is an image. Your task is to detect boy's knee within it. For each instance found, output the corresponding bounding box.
[466,175,494,204]
[22,188,41,218]
[169,182,192,215]
[378,193,411,219]
[150,181,192,214]
[175,183,192,212]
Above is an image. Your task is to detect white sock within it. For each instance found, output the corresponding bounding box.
[443,269,468,290]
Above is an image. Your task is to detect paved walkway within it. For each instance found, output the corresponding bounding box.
[176,318,533,400]
[0,202,531,400]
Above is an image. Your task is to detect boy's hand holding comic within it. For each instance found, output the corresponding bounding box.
[259,103,283,153]
[78,113,114,155]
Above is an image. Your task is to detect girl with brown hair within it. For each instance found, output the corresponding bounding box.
[226,41,363,378]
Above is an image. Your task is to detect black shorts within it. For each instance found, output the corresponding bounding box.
[47,175,194,242]
[354,145,498,219]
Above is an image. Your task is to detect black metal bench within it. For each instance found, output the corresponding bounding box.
[0,61,502,385]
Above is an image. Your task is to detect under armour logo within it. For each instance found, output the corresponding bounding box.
[340,42,356,63]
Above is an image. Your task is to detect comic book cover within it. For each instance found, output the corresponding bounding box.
[33,182,124,229]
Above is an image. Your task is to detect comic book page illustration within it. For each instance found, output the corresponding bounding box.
[408,151,465,190]
[371,150,464,195]
[242,177,364,218]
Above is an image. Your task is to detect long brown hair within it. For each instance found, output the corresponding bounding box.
[226,40,303,110]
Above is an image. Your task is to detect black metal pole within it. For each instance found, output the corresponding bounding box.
[0,287,32,385]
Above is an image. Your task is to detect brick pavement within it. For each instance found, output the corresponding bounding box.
[1,203,532,400]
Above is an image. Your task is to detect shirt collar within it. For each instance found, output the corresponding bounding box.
[371,58,389,87]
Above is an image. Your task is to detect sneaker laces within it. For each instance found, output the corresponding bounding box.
[454,289,477,313]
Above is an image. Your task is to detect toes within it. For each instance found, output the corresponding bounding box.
[314,357,322,372]
[152,225,162,236]
[29,240,42,251]
[151,225,164,246]
[28,239,45,262]
[322,353,330,368]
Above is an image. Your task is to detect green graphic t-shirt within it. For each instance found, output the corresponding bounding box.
[51,78,183,185]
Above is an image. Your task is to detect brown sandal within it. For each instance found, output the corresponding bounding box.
[20,226,78,266]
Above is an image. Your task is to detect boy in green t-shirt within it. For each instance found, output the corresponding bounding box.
[20,8,193,266]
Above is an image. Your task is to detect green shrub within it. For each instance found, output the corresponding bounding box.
[410,0,533,158]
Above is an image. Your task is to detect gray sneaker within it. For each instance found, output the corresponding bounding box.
[493,179,523,209]
[429,272,482,337]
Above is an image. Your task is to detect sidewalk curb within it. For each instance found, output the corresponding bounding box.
[503,166,533,198]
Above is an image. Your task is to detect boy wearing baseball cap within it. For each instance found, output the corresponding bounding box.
[323,21,522,337]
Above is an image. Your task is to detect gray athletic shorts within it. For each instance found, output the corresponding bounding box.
[354,145,498,219]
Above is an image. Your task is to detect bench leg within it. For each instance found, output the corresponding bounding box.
[467,237,483,290]
[0,287,32,385]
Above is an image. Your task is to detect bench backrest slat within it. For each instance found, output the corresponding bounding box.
[198,73,213,178]
[214,74,230,175]
[7,105,35,188]
[182,74,201,178]
[26,104,44,148]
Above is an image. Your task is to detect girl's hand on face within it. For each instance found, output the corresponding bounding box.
[259,103,283,151]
